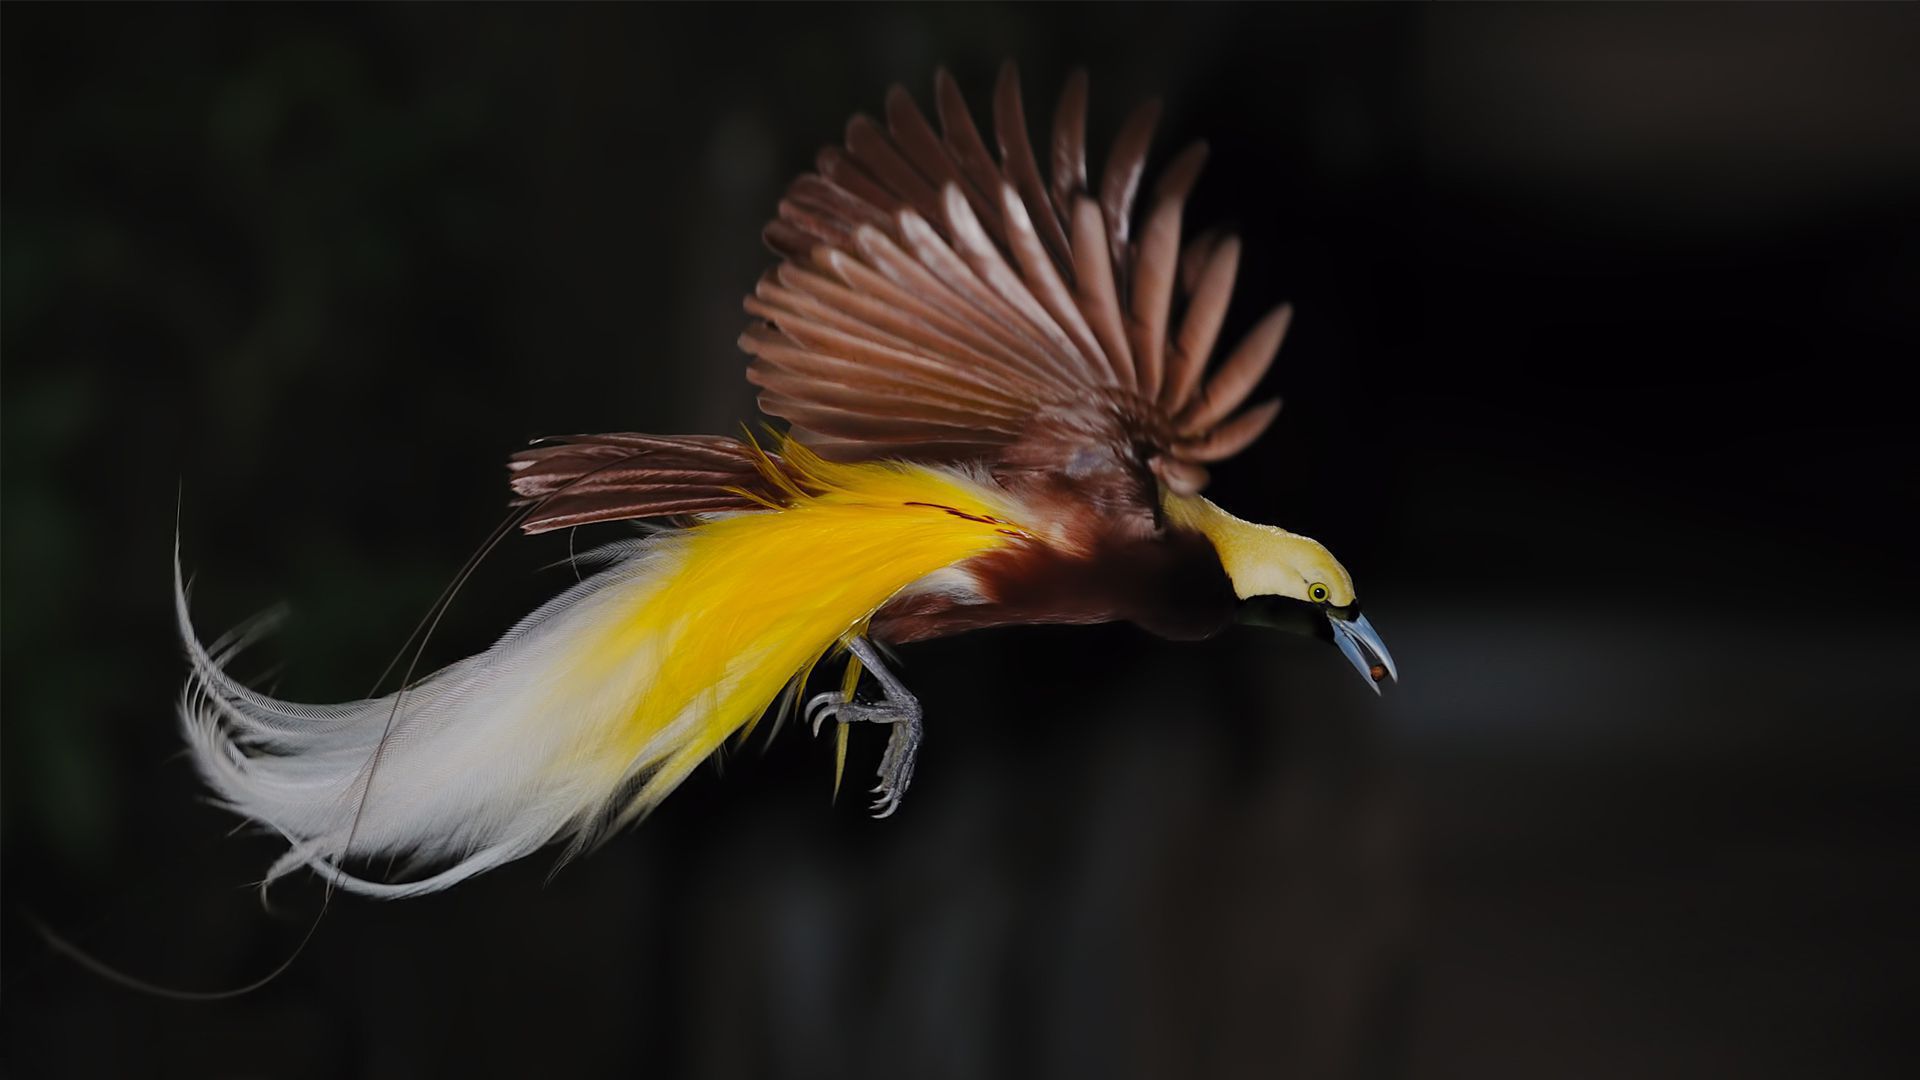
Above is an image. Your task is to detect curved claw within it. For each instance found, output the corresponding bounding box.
[867,720,918,818]
[817,636,924,818]
[805,691,844,736]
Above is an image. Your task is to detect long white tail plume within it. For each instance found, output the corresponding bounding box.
[176,453,1045,899]
[176,539,677,898]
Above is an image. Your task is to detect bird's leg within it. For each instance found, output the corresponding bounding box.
[804,636,922,818]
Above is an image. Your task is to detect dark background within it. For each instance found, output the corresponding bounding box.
[5,4,1917,1078]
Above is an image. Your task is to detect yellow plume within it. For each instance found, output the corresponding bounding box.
[580,445,1038,824]
[178,441,1038,897]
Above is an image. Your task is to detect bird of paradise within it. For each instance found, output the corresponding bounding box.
[176,65,1397,898]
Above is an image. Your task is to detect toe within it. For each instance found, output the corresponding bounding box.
[806,691,851,736]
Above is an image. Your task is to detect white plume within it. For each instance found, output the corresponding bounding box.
[175,538,677,898]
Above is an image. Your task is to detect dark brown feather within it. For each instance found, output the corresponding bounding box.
[844,114,944,224]
[1179,228,1229,294]
[1179,303,1290,433]
[1099,98,1162,273]
[742,297,1033,415]
[889,212,1079,388]
[1180,398,1283,463]
[746,359,1027,436]
[507,434,797,535]
[815,146,899,215]
[1049,68,1090,225]
[762,219,819,263]
[1164,234,1240,410]
[1128,142,1208,401]
[992,62,1073,269]
[994,185,1111,384]
[754,391,1012,445]
[872,524,1237,645]
[886,85,1004,241]
[767,264,1040,399]
[933,69,1008,221]
[1069,195,1137,388]
[815,245,1058,389]
[940,185,1094,381]
[743,67,1291,524]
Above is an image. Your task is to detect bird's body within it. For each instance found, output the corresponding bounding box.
[177,65,1395,897]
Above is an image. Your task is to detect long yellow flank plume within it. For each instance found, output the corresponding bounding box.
[176,440,1039,897]
[578,443,1039,822]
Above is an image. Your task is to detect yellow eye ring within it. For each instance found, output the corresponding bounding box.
[1309,583,1330,603]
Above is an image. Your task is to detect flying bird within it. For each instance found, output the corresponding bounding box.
[176,64,1396,898]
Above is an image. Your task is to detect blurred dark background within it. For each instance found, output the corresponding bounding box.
[5,4,1917,1078]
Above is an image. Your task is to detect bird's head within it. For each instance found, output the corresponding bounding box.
[1163,493,1398,693]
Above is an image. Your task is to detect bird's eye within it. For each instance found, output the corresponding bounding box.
[1309,583,1330,603]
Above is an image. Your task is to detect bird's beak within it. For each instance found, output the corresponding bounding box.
[1234,597,1400,694]
[1327,609,1397,694]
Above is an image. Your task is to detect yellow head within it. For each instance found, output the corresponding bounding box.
[1163,492,1397,692]
[1162,493,1354,606]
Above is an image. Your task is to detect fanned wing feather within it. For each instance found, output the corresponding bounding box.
[1167,234,1240,410]
[513,67,1290,537]
[1049,69,1090,224]
[1100,97,1162,274]
[1069,194,1136,388]
[992,64,1072,268]
[744,63,1290,501]
[1179,303,1292,432]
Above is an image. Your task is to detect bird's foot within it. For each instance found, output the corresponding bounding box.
[803,637,923,818]
[804,693,922,817]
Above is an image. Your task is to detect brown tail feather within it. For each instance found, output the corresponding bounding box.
[506,434,798,535]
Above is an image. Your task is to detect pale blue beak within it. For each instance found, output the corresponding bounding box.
[1329,610,1398,694]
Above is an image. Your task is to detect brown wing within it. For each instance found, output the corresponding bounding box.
[743,63,1291,504]
[507,433,798,535]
